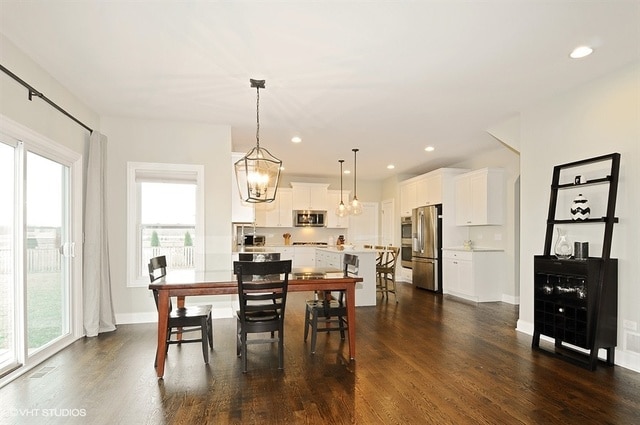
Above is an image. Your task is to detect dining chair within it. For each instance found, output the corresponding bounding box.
[149,255,213,365]
[233,260,292,373]
[304,253,359,354]
[376,246,400,303]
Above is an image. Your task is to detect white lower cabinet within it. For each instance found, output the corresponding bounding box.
[442,249,504,302]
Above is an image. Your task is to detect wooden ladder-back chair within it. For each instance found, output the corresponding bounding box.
[377,246,400,303]
[304,253,359,354]
[149,256,213,365]
[233,260,292,373]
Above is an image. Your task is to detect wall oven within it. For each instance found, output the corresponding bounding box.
[400,216,412,268]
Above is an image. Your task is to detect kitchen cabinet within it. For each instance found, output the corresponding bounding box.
[399,180,417,217]
[315,247,377,306]
[254,188,292,227]
[326,190,350,228]
[400,168,467,217]
[291,182,329,211]
[442,249,504,302]
[454,168,504,226]
[416,172,442,206]
[231,153,255,223]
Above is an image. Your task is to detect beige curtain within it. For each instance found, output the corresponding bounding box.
[83,131,116,336]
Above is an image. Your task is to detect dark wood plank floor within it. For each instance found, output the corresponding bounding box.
[2,282,639,424]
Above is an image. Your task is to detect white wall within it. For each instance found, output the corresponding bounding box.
[518,61,640,371]
[0,34,98,154]
[101,116,233,322]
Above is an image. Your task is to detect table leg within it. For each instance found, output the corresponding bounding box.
[176,296,185,341]
[155,291,170,378]
[346,284,356,360]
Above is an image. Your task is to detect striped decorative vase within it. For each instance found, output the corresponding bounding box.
[570,194,590,220]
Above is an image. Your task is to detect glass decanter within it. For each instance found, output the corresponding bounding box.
[554,227,573,259]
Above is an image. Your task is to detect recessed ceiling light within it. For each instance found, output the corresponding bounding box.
[387,164,395,170]
[570,46,593,59]
[344,170,351,175]
[291,136,302,143]
[425,146,435,152]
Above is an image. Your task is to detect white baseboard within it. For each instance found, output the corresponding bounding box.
[501,294,520,305]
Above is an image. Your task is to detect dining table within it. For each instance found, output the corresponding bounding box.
[149,268,363,378]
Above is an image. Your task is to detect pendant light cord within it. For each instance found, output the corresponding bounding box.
[352,148,359,198]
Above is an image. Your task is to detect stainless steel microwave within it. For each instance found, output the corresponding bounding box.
[293,210,327,227]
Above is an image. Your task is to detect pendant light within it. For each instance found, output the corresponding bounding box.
[336,159,349,217]
[349,148,363,215]
[234,79,282,203]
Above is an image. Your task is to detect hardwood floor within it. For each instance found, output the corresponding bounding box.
[2,282,639,424]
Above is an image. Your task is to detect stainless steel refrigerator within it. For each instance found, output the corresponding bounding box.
[411,205,442,291]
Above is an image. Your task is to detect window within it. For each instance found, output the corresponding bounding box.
[127,162,204,286]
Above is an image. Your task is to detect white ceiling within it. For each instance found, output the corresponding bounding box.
[1,1,638,180]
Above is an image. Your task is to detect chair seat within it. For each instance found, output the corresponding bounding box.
[170,304,212,319]
[237,310,280,322]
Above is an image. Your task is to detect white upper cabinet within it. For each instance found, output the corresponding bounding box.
[326,190,350,228]
[454,168,504,226]
[231,153,255,223]
[417,172,442,206]
[400,169,450,216]
[399,180,417,217]
[255,188,293,227]
[291,182,329,211]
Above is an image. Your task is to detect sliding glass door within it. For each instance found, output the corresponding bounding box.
[0,121,81,385]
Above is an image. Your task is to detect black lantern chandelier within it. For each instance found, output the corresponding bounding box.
[335,159,348,217]
[349,148,363,215]
[234,79,282,203]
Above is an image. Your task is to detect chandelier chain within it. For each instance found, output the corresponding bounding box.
[256,85,260,148]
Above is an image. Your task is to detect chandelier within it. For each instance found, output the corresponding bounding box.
[234,79,282,203]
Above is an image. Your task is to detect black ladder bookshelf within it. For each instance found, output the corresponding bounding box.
[532,153,620,370]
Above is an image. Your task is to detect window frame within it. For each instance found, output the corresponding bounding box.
[126,162,205,287]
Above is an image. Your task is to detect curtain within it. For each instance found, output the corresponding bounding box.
[83,131,116,337]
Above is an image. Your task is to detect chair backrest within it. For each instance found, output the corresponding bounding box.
[233,260,292,321]
[343,253,359,277]
[149,255,167,282]
[380,246,400,269]
[149,255,170,312]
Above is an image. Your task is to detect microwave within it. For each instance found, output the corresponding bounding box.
[294,210,327,227]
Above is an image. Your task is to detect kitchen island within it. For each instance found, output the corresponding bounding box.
[316,247,378,306]
[232,245,379,306]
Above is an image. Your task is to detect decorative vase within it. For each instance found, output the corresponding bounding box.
[570,193,590,220]
[554,228,573,259]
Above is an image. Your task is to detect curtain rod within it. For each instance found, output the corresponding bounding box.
[0,63,93,134]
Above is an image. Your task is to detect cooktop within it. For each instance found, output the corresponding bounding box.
[292,242,328,246]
